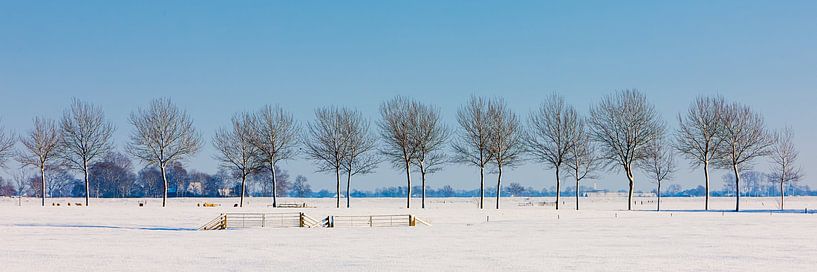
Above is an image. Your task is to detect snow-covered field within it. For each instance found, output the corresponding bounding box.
[2,196,816,272]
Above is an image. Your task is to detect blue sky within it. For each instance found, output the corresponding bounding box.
[1,1,815,191]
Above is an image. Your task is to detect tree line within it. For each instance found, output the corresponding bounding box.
[0,90,804,211]
[0,154,315,200]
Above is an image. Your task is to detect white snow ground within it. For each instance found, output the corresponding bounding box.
[2,196,816,272]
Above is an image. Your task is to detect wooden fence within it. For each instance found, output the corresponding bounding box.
[199,212,320,230]
[322,214,431,228]
[200,213,430,230]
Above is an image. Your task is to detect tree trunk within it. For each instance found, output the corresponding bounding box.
[704,161,710,211]
[479,166,485,209]
[270,162,278,208]
[160,164,168,207]
[405,160,412,209]
[780,174,785,210]
[346,171,352,208]
[657,181,661,211]
[733,164,741,212]
[335,167,341,208]
[626,167,634,211]
[40,164,46,207]
[239,174,246,207]
[575,166,580,211]
[420,161,427,209]
[555,167,561,210]
[496,165,502,209]
[83,160,90,207]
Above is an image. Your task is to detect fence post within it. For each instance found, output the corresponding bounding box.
[299,212,305,227]
[222,214,228,229]
[409,215,415,227]
[262,214,266,228]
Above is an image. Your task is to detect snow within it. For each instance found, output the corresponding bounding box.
[2,196,816,271]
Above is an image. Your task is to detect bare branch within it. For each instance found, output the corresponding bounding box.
[675,96,725,166]
[304,107,347,174]
[566,118,599,183]
[379,96,419,169]
[452,96,493,167]
[341,109,379,177]
[412,102,449,174]
[525,94,579,169]
[0,120,15,168]
[16,117,61,169]
[714,102,772,169]
[250,105,300,167]
[638,135,677,185]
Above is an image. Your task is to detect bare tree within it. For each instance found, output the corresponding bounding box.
[12,170,30,197]
[675,96,725,210]
[127,98,202,207]
[0,120,14,168]
[89,151,136,198]
[769,127,803,210]
[36,166,75,198]
[487,98,523,209]
[304,107,349,208]
[525,94,580,210]
[213,113,261,207]
[16,117,61,206]
[379,97,419,208]
[250,105,299,207]
[412,102,448,208]
[565,118,598,210]
[340,110,379,208]
[291,175,312,198]
[638,135,676,211]
[589,90,664,210]
[715,102,772,211]
[452,96,493,209]
[59,99,115,206]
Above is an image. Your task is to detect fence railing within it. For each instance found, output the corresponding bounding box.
[199,214,228,230]
[322,214,431,228]
[200,213,430,230]
[199,212,319,230]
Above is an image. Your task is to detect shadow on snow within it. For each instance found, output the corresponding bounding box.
[12,223,196,231]
[640,209,816,214]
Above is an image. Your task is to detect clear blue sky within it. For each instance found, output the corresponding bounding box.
[1,1,815,192]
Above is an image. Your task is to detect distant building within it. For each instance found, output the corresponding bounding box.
[187,182,203,196]
[218,188,232,197]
